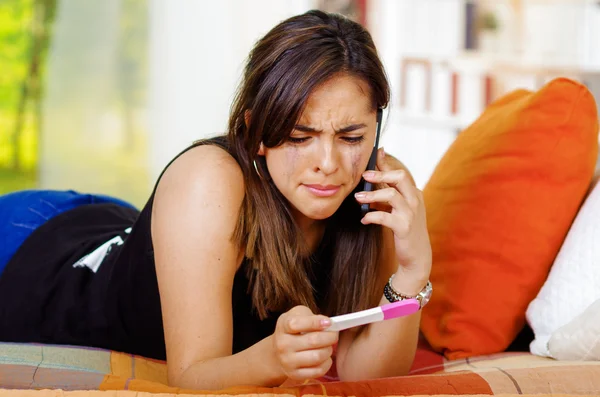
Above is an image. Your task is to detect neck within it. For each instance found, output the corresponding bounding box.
[293,211,326,254]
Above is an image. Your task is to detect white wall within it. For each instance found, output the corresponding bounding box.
[147,0,314,182]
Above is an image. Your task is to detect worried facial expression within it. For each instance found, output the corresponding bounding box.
[259,73,378,224]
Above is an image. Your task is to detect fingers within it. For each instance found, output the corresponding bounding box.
[355,184,423,232]
[376,149,417,187]
[369,201,393,213]
[295,331,339,351]
[360,210,408,231]
[361,169,421,209]
[355,186,411,213]
[282,306,331,334]
[279,345,334,369]
[274,306,338,381]
[375,147,389,171]
[274,331,337,379]
[274,328,338,358]
[287,358,333,380]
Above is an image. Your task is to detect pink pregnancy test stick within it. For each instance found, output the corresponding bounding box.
[325,299,420,332]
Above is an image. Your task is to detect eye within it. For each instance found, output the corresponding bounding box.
[341,136,365,144]
[287,136,310,144]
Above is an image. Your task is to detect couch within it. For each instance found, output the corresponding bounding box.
[0,337,599,396]
[1,78,599,396]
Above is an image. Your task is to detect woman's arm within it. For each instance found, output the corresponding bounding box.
[175,335,286,389]
[335,228,424,380]
[335,149,430,381]
[152,146,286,389]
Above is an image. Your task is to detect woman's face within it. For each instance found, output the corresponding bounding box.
[259,73,378,224]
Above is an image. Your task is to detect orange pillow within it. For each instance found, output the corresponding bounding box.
[420,78,599,359]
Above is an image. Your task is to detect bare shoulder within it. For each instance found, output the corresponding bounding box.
[152,143,246,256]
[155,144,245,204]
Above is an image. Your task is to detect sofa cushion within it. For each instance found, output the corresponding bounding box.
[420,78,599,359]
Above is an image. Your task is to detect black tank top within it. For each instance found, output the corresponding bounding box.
[0,136,332,360]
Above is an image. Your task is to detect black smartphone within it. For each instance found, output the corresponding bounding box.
[361,108,383,216]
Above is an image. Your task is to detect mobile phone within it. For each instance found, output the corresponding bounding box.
[361,108,383,216]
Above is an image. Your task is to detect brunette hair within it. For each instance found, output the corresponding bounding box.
[225,9,390,318]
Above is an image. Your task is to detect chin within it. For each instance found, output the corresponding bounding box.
[299,203,340,220]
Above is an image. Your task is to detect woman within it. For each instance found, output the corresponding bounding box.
[0,10,432,390]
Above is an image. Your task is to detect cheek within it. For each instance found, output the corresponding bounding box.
[275,146,301,182]
[351,150,367,182]
[286,147,300,178]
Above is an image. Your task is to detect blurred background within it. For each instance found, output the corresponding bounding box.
[1,0,599,207]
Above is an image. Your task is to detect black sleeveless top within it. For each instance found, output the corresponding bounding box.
[0,136,333,360]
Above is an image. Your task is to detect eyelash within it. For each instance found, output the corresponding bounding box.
[343,136,365,144]
[287,137,310,144]
[287,136,365,144]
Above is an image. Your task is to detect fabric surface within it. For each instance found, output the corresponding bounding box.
[0,341,600,396]
[421,78,600,359]
[526,177,600,357]
[0,392,593,397]
[0,189,136,275]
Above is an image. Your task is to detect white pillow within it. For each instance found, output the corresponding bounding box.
[526,180,600,357]
[547,298,600,360]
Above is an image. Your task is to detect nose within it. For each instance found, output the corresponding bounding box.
[315,138,339,175]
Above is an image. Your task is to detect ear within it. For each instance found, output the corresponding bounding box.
[257,142,265,156]
[244,110,251,128]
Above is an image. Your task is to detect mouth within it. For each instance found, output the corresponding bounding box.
[303,184,341,197]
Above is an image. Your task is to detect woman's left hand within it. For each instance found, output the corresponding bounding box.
[354,148,432,295]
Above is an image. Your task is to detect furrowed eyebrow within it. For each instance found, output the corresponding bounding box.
[293,123,367,134]
[294,125,318,133]
[337,124,367,133]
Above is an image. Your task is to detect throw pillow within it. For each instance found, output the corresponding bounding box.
[420,78,599,359]
[526,176,600,357]
[547,298,600,361]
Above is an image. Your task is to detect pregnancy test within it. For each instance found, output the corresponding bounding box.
[325,299,420,332]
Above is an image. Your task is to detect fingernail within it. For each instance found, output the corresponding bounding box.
[354,192,366,198]
[321,319,331,327]
[379,147,385,158]
[363,171,375,178]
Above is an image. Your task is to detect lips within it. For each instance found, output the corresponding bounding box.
[304,184,341,197]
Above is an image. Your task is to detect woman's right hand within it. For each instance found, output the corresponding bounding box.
[272,305,339,381]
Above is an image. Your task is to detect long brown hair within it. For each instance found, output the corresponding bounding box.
[226,10,390,319]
